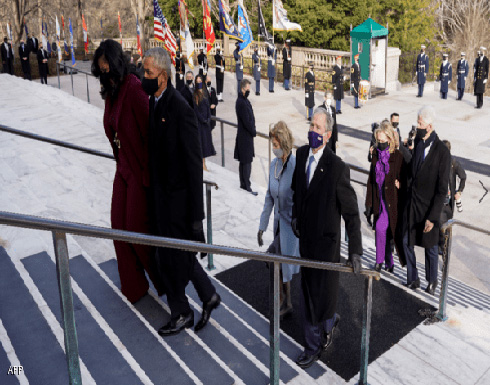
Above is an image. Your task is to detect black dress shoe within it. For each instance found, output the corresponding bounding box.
[374,263,382,272]
[195,293,221,332]
[158,312,194,336]
[296,350,322,369]
[322,314,340,350]
[337,110,342,114]
[246,188,258,196]
[256,92,260,96]
[386,265,394,273]
[425,282,438,295]
[406,278,420,290]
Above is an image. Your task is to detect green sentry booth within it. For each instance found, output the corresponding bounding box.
[350,18,389,98]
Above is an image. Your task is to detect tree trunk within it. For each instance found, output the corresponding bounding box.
[76,0,83,51]
[130,0,149,53]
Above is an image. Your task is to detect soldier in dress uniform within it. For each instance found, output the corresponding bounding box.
[473,47,489,109]
[214,48,225,101]
[267,42,277,92]
[234,42,244,95]
[252,46,261,95]
[332,56,344,114]
[175,50,185,91]
[197,48,208,78]
[415,45,429,97]
[438,53,452,99]
[456,52,469,100]
[351,54,361,109]
[282,39,292,90]
[304,62,315,121]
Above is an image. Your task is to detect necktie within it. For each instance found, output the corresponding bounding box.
[306,155,315,188]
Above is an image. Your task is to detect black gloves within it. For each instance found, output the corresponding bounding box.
[257,230,264,247]
[364,206,373,227]
[346,253,362,275]
[192,221,207,259]
[291,218,300,238]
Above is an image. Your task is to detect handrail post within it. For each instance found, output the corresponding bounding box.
[70,67,74,96]
[52,231,82,385]
[269,261,280,385]
[436,225,452,321]
[86,74,90,104]
[57,63,61,89]
[220,120,225,167]
[359,275,373,385]
[206,184,215,271]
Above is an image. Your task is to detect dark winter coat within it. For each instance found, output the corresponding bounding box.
[351,62,361,97]
[282,46,291,79]
[215,53,225,80]
[37,49,49,77]
[332,65,344,100]
[305,71,315,108]
[179,84,194,107]
[292,144,362,324]
[175,56,185,91]
[194,96,216,158]
[474,56,489,94]
[234,93,256,163]
[206,86,218,129]
[19,44,31,74]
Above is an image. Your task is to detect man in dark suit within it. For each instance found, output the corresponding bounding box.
[351,54,361,109]
[205,75,218,129]
[1,37,14,75]
[415,45,429,97]
[252,46,261,95]
[214,48,225,101]
[473,47,489,108]
[291,108,362,369]
[267,42,277,92]
[456,52,469,100]
[179,71,194,107]
[319,91,337,153]
[233,42,243,95]
[142,47,220,336]
[235,79,257,196]
[37,43,49,84]
[332,56,344,114]
[197,48,208,78]
[304,62,315,121]
[19,39,31,80]
[27,34,38,54]
[402,106,450,295]
[282,39,292,90]
[175,50,185,91]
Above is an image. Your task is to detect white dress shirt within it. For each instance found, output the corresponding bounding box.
[305,144,326,186]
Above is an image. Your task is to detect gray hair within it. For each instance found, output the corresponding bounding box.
[144,47,172,74]
[312,108,333,132]
[418,105,435,126]
[240,78,251,90]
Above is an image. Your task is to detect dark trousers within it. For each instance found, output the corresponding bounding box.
[418,83,424,97]
[457,88,464,100]
[21,62,32,80]
[300,287,338,355]
[441,91,447,99]
[476,93,484,108]
[237,80,241,95]
[167,258,216,319]
[255,80,260,93]
[284,78,290,90]
[239,162,252,191]
[216,77,224,95]
[336,99,341,112]
[3,59,13,75]
[306,107,313,120]
[269,77,274,91]
[402,232,439,285]
[354,96,359,108]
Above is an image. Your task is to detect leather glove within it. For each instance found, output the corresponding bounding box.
[257,230,264,247]
[291,218,300,238]
[346,253,362,275]
[364,206,373,227]
[191,221,207,259]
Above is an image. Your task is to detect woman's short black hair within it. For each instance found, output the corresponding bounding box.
[91,39,129,100]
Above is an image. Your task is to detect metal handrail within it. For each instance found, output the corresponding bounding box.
[0,210,379,385]
[56,62,94,104]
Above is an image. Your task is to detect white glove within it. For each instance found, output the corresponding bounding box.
[288,57,291,61]
[180,74,183,79]
[484,79,488,84]
[465,77,467,81]
[258,66,261,71]
[343,75,346,81]
[272,60,275,66]
[305,94,308,98]
[448,80,451,84]
[334,86,337,90]
[240,65,243,70]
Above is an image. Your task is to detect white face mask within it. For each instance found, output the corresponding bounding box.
[272,148,284,158]
[326,98,332,106]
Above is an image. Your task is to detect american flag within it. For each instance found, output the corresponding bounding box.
[153,0,177,64]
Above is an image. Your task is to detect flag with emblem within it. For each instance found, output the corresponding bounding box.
[178,0,195,69]
[202,0,215,54]
[153,0,178,65]
[273,0,302,32]
[56,16,62,62]
[218,0,242,41]
[68,18,76,65]
[136,15,143,57]
[237,0,253,52]
[82,14,89,54]
[118,11,122,44]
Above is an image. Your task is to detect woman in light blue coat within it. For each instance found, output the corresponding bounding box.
[258,121,300,319]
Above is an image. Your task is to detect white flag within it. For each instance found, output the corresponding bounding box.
[56,16,62,62]
[273,0,302,32]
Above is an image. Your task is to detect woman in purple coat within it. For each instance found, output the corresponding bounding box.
[194,75,216,171]
[365,121,407,272]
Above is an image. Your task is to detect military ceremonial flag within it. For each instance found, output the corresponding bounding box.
[153,0,178,65]
[273,0,302,32]
[82,14,89,54]
[56,16,62,62]
[41,21,48,51]
[68,18,76,65]
[218,0,242,41]
[118,11,122,44]
[202,0,215,54]
[257,0,271,43]
[62,16,69,56]
[178,0,195,69]
[6,23,13,57]
[136,15,143,57]
[237,0,253,52]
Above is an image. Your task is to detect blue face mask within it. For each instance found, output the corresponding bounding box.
[197,82,203,90]
[308,131,324,149]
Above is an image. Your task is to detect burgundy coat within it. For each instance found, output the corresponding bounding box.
[366,149,407,266]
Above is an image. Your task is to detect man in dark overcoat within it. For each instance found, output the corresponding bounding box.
[19,39,31,80]
[438,53,452,99]
[174,50,185,91]
[319,91,338,153]
[304,62,315,121]
[179,71,194,107]
[456,52,469,100]
[143,47,220,336]
[332,56,344,114]
[235,79,257,196]
[1,37,14,75]
[214,48,225,101]
[233,42,243,95]
[267,42,277,92]
[37,43,49,84]
[473,47,489,108]
[282,40,292,90]
[27,34,38,54]
[291,108,362,368]
[205,75,218,129]
[351,54,361,109]
[402,106,450,295]
[197,48,208,78]
[252,46,261,95]
[415,45,429,97]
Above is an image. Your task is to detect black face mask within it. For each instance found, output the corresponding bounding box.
[392,122,399,129]
[99,72,112,88]
[142,77,160,96]
[416,128,427,139]
[186,79,193,85]
[244,90,250,98]
[378,142,389,151]
[206,81,211,86]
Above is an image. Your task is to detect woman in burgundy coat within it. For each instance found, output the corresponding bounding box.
[365,121,407,272]
[92,39,162,303]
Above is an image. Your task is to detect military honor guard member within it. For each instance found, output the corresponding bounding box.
[351,54,361,109]
[474,47,489,109]
[214,48,225,101]
[416,45,429,97]
[332,56,344,114]
[175,50,185,91]
[1,37,14,75]
[234,42,244,95]
[252,46,262,95]
[197,48,208,78]
[305,62,315,121]
[19,39,31,80]
[456,52,469,100]
[438,53,452,99]
[267,42,277,92]
[282,39,292,90]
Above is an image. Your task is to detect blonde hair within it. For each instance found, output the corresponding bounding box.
[270,121,294,156]
[374,119,397,153]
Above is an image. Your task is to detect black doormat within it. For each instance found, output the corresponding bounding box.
[216,260,434,381]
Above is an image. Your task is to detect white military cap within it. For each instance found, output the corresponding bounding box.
[461,52,465,56]
[480,46,487,51]
[421,44,426,49]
